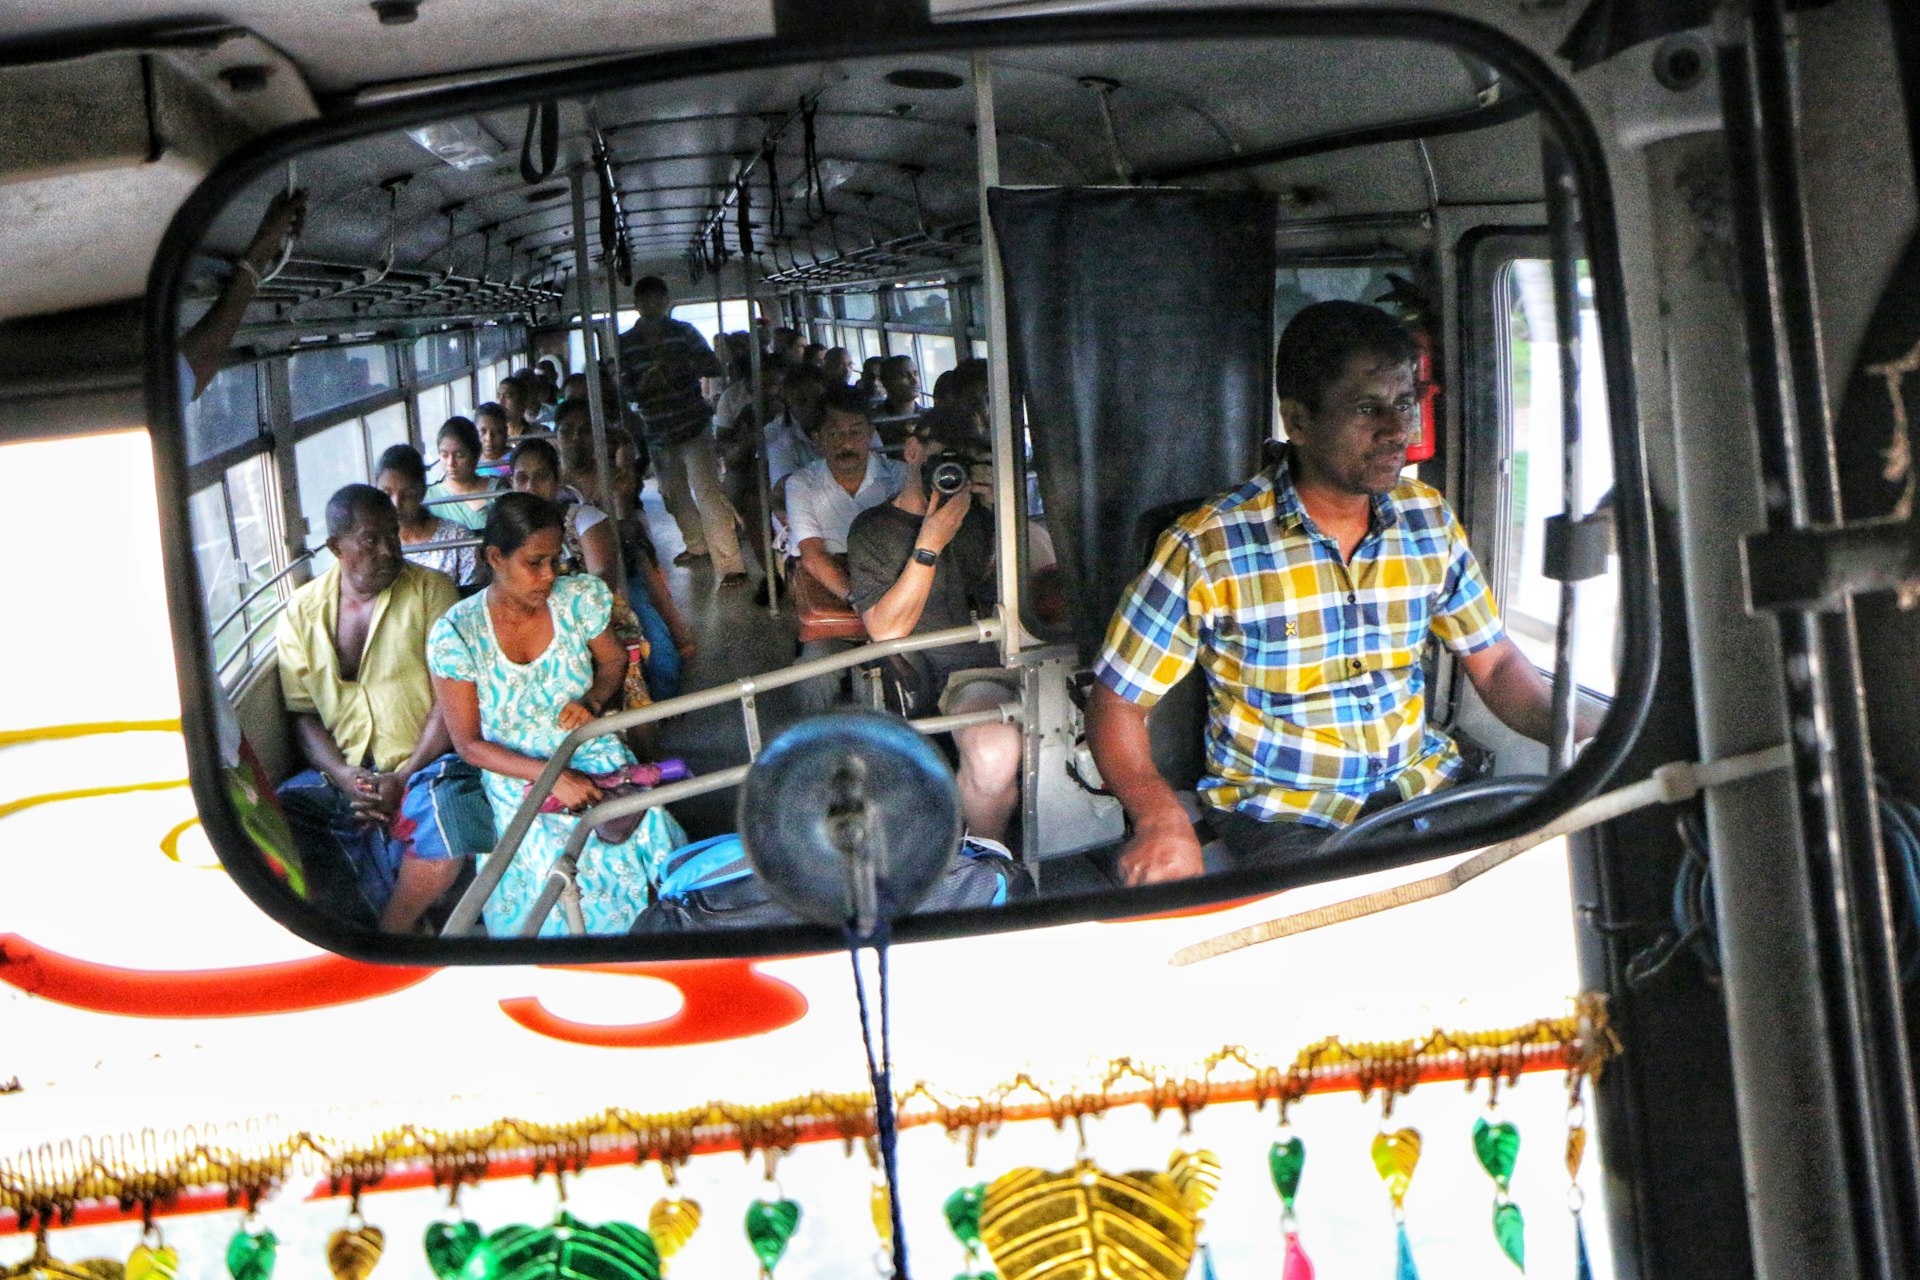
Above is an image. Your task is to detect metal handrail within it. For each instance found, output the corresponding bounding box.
[442,616,1003,936]
[403,535,484,553]
[210,550,314,641]
[216,598,290,679]
[421,490,500,510]
[515,703,1021,938]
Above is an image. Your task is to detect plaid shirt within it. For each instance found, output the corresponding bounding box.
[1093,452,1505,828]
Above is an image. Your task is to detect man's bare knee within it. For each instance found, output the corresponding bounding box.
[959,721,1021,788]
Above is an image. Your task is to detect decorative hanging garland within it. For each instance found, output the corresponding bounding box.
[2,1001,1616,1259]
[2,1083,1609,1280]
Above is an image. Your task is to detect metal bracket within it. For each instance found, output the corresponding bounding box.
[1542,511,1611,582]
[1741,517,1920,612]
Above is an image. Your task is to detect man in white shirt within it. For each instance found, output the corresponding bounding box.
[785,385,905,709]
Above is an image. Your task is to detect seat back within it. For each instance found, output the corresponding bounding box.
[1131,497,1213,792]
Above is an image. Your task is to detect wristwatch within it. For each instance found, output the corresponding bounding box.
[912,547,939,567]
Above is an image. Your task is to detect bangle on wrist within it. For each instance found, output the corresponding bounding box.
[237,257,265,285]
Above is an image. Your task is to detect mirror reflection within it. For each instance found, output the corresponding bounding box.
[172,30,1620,943]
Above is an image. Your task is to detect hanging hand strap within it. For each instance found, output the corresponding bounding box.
[520,100,559,184]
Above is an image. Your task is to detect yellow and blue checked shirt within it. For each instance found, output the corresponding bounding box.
[1093,453,1505,829]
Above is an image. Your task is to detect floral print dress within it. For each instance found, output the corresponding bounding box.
[427,574,683,936]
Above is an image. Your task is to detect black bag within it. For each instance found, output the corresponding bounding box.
[629,833,1033,934]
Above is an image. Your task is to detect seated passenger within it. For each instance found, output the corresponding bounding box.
[802,342,827,368]
[508,435,655,721]
[375,444,480,591]
[822,346,853,387]
[474,402,512,475]
[547,402,699,687]
[871,355,926,446]
[532,362,560,425]
[856,356,884,405]
[1087,301,1601,885]
[428,493,686,937]
[766,362,827,491]
[786,387,906,709]
[275,484,492,933]
[847,407,1019,839]
[497,374,538,437]
[425,416,500,531]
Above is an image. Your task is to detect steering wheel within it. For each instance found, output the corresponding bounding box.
[1314,775,1550,856]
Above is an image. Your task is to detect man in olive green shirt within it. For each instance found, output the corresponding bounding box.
[276,485,492,932]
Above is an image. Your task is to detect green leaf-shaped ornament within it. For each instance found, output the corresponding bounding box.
[459,1212,660,1280]
[425,1220,484,1280]
[943,1185,985,1250]
[744,1199,800,1274]
[1267,1137,1306,1210]
[226,1229,277,1280]
[1492,1200,1526,1272]
[1473,1117,1521,1188]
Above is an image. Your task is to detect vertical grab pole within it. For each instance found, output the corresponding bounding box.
[1542,137,1583,770]
[744,253,781,614]
[973,51,1024,667]
[570,164,626,587]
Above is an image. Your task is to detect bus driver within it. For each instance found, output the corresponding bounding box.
[1087,301,1598,886]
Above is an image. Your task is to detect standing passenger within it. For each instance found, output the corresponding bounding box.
[617,276,748,589]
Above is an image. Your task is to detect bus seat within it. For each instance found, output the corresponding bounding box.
[231,655,298,785]
[791,555,868,645]
[1132,496,1213,793]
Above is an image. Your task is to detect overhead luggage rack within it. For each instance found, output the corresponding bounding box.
[761,225,979,288]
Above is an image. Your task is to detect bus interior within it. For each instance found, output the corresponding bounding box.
[166,18,1637,945]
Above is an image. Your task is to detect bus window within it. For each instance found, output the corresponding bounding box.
[188,453,279,672]
[364,402,410,460]
[913,332,959,385]
[294,419,369,564]
[447,372,475,422]
[414,381,451,442]
[286,342,396,420]
[1499,258,1618,697]
[182,363,264,465]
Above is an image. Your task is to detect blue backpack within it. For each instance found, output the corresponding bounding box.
[630,833,1033,934]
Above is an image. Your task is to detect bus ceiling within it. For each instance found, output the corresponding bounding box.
[179,34,1533,349]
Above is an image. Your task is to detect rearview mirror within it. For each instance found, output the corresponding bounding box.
[150,8,1650,962]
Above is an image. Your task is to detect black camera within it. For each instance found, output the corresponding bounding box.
[923,451,990,497]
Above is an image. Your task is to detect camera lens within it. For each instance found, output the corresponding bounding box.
[929,459,968,495]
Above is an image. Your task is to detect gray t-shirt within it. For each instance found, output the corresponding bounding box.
[846,500,998,686]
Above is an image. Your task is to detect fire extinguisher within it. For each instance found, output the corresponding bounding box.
[1379,273,1438,463]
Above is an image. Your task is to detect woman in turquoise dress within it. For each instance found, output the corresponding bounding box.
[428,492,683,936]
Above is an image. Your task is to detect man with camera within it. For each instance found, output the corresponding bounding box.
[846,406,1020,841]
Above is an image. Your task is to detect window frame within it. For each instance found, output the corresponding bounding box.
[1458,226,1619,705]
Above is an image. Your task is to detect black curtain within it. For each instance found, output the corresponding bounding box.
[988,186,1277,658]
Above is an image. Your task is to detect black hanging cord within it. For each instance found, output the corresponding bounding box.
[765,145,785,238]
[520,100,559,184]
[847,923,910,1280]
[738,176,756,258]
[712,224,729,268]
[802,100,826,221]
